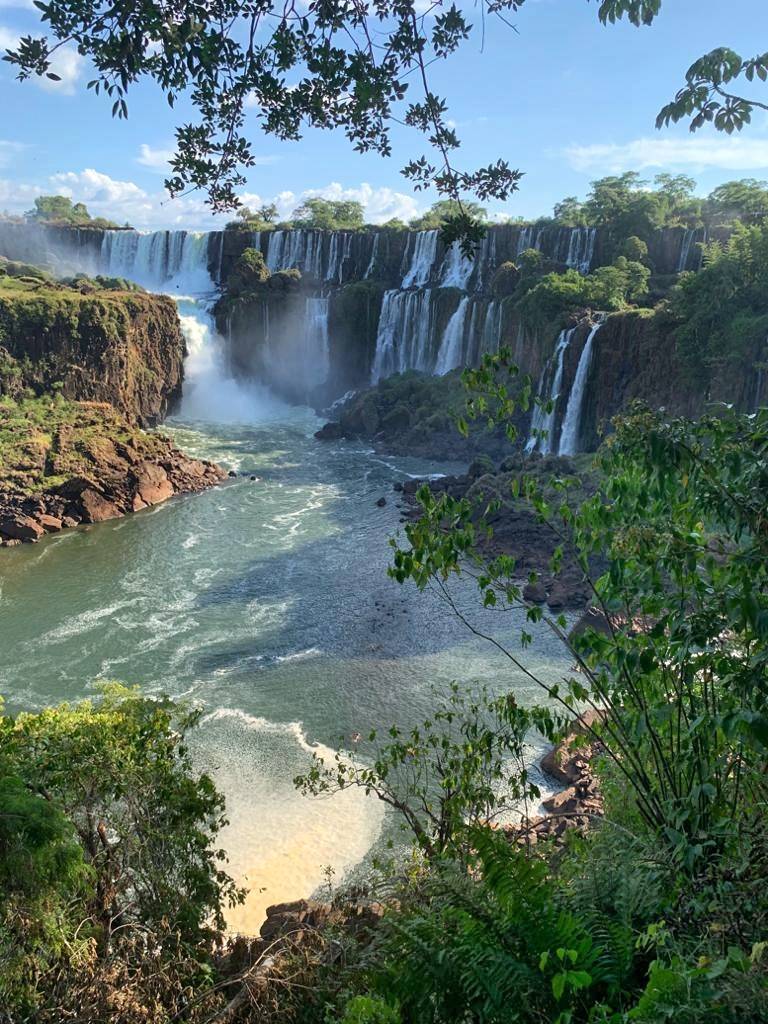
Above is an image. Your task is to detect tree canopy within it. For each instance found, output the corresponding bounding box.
[24,195,121,229]
[290,197,365,231]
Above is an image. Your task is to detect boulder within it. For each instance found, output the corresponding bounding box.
[79,488,121,524]
[523,580,547,603]
[38,514,63,532]
[135,461,174,506]
[314,421,344,441]
[0,514,44,541]
[376,496,387,507]
[546,581,568,609]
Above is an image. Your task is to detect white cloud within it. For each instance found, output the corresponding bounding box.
[137,144,175,172]
[565,136,768,174]
[0,166,424,229]
[299,181,421,223]
[0,26,83,94]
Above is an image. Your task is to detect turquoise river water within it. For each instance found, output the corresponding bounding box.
[0,293,571,931]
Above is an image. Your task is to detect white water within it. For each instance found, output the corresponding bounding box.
[526,327,575,454]
[371,288,434,382]
[558,322,602,455]
[435,296,471,375]
[678,228,697,273]
[440,241,474,290]
[402,230,439,288]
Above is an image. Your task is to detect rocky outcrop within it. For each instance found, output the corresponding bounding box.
[0,280,186,426]
[507,711,605,850]
[0,399,225,546]
[396,452,600,609]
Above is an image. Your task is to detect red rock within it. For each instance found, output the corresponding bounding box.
[0,514,45,541]
[135,461,174,506]
[38,514,63,532]
[79,489,121,524]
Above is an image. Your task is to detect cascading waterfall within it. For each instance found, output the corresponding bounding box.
[678,228,697,272]
[303,296,331,387]
[481,301,503,356]
[565,227,597,274]
[440,241,474,290]
[525,327,575,454]
[101,229,277,422]
[558,322,602,455]
[402,230,439,288]
[434,296,471,375]
[371,289,434,382]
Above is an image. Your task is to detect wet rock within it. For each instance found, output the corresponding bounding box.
[136,462,174,506]
[376,496,387,507]
[523,580,547,603]
[314,421,344,441]
[546,582,568,609]
[228,470,238,477]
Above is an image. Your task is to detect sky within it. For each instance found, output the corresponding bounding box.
[0,0,767,230]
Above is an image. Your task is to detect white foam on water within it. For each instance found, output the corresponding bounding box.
[197,708,386,933]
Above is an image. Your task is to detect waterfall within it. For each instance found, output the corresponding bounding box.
[440,241,474,290]
[303,296,331,387]
[525,327,575,454]
[481,301,503,357]
[558,322,602,455]
[516,225,536,255]
[565,228,597,275]
[678,228,697,272]
[364,233,380,279]
[371,289,434,382]
[435,296,471,375]
[100,229,213,292]
[402,230,439,288]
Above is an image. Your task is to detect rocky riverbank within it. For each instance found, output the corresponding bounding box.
[0,396,225,546]
[394,451,598,610]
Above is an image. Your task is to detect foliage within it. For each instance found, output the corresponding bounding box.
[410,200,488,232]
[514,257,649,328]
[24,194,121,229]
[296,683,548,862]
[291,198,365,232]
[226,202,279,231]
[0,686,241,1017]
[393,361,768,865]
[669,221,768,388]
[706,178,768,227]
[227,246,271,293]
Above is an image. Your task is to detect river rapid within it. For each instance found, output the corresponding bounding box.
[0,279,572,932]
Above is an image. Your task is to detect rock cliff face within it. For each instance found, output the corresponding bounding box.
[0,279,186,425]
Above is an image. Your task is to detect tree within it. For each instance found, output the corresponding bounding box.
[553,196,588,226]
[24,194,120,228]
[291,198,365,231]
[410,200,488,231]
[227,246,271,293]
[653,173,696,204]
[705,179,768,226]
[226,202,279,231]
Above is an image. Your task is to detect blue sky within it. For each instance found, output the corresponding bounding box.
[1,0,767,229]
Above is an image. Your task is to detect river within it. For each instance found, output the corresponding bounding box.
[0,283,572,932]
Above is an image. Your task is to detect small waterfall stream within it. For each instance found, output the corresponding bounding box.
[435,296,471,374]
[526,327,575,454]
[558,322,602,455]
